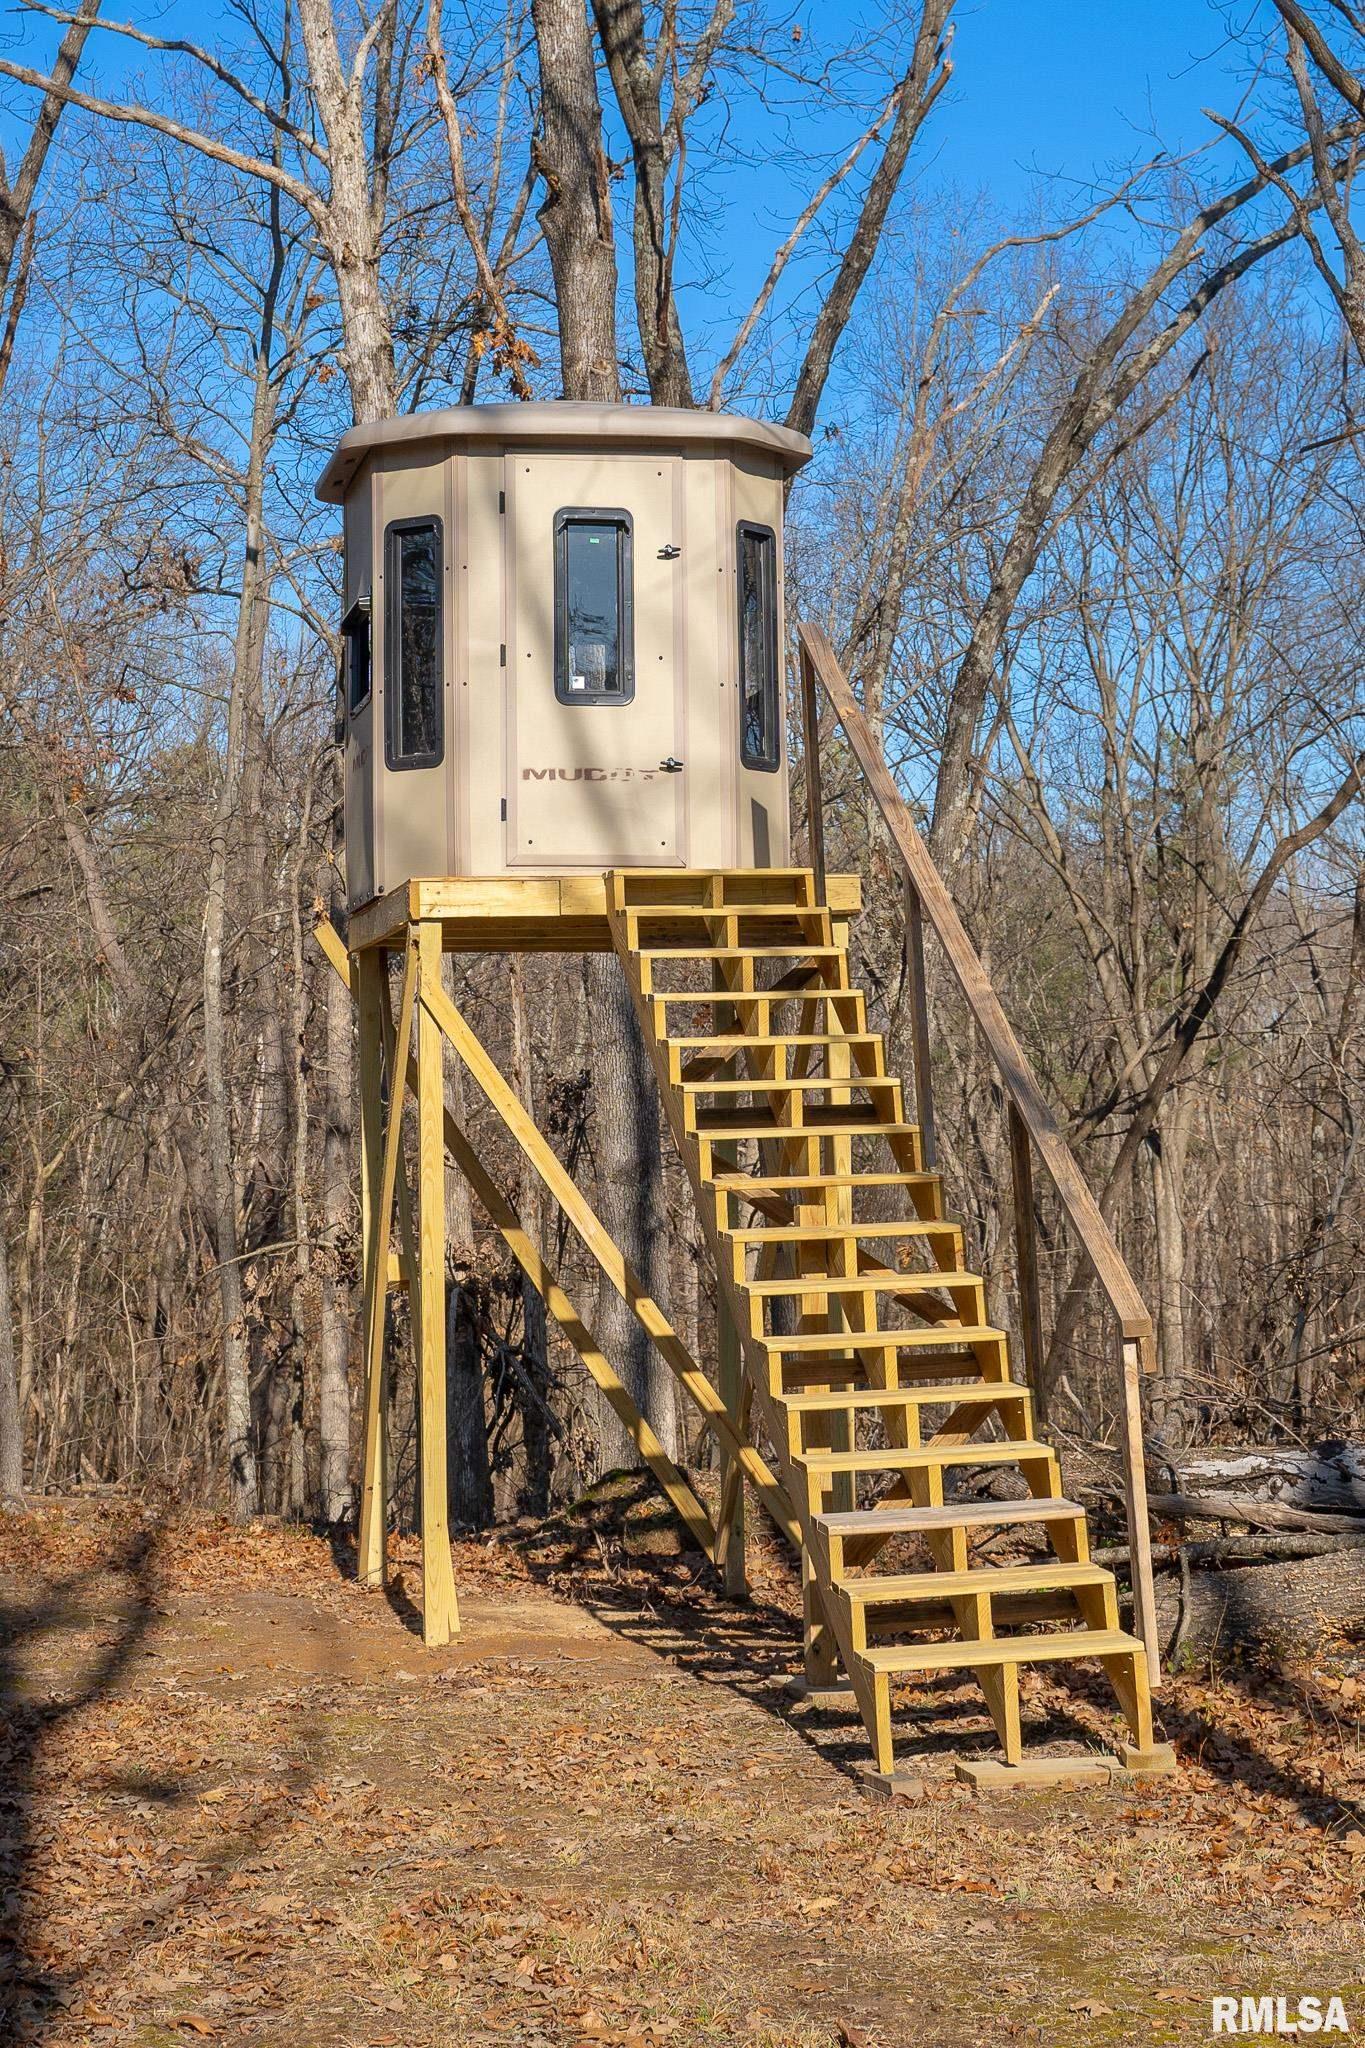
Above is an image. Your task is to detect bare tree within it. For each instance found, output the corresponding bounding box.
[928,126,1364,870]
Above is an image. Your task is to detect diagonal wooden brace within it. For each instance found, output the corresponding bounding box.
[417,965,802,1551]
[316,919,722,1563]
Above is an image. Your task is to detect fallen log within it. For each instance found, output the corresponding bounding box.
[1097,1531,1365,1570]
[1163,1443,1365,1513]
[1150,1547,1365,1661]
[1146,1491,1365,1535]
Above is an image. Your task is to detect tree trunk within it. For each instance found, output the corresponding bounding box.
[0,1229,24,1508]
[589,0,692,406]
[291,0,402,1527]
[530,0,621,400]
[295,0,397,423]
[1149,1122,1190,1425]
[446,1277,492,1528]
[205,346,275,1523]
[319,787,354,1525]
[510,957,552,1513]
[586,955,681,1466]
[528,7,678,1468]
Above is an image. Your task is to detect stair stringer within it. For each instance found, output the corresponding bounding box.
[606,883,897,1766]
[606,868,1154,1776]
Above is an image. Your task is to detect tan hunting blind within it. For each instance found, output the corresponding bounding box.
[317,402,811,909]
[313,399,1170,1790]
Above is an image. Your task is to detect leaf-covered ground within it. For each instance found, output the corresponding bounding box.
[2,1489,1363,2048]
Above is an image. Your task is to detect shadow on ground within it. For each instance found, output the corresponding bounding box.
[497,1468,1108,1779]
[0,1512,330,2043]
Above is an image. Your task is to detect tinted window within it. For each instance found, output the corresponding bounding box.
[555,511,633,704]
[385,520,443,769]
[738,522,778,771]
[344,595,371,715]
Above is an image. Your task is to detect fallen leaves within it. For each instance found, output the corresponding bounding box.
[5,1503,1365,2048]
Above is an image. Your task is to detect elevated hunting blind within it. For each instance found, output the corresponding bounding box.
[318,402,810,909]
[315,401,1171,1792]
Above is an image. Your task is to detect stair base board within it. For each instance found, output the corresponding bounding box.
[858,1763,934,1803]
[955,1753,1122,1790]
[1119,1741,1178,1775]
[783,1674,858,1708]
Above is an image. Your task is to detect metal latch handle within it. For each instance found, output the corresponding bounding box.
[659,756,685,773]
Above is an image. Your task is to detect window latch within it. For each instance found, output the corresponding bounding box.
[657,543,681,560]
[658,756,685,773]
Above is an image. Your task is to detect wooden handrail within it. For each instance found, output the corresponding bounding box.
[797,622,1160,1681]
[799,623,1151,1336]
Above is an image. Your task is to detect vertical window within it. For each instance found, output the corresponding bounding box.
[343,592,371,715]
[554,509,634,704]
[738,521,779,771]
[384,518,443,769]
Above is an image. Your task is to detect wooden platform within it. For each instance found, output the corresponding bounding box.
[347,872,864,954]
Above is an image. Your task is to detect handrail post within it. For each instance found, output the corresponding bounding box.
[1121,1335,1161,1685]
[904,879,936,1171]
[798,640,827,905]
[1006,1102,1044,1401]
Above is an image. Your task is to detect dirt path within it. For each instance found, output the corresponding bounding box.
[2,1502,1364,2048]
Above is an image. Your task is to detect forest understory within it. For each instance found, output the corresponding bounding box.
[2,1494,1364,2048]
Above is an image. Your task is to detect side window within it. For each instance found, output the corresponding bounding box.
[384,518,443,769]
[737,521,779,771]
[554,509,634,704]
[343,591,371,716]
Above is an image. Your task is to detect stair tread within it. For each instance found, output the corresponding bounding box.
[726,1220,957,1241]
[672,1034,881,1051]
[841,1562,1111,1601]
[643,945,844,960]
[760,1325,1002,1353]
[681,1074,898,1095]
[629,902,824,920]
[817,1495,1082,1536]
[746,1269,979,1296]
[779,1382,1029,1412]
[801,1440,1053,1474]
[697,1103,912,1124]
[712,1171,932,1188]
[860,1628,1142,1674]
[697,1124,920,1145]
[653,989,864,1005]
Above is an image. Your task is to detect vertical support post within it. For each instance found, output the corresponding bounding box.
[799,641,827,905]
[904,880,936,1171]
[1006,1102,1045,1401]
[356,946,389,1589]
[1121,1336,1161,1685]
[715,1283,748,1595]
[416,919,460,1647]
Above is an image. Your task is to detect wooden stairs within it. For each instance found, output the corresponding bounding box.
[606,866,1156,1779]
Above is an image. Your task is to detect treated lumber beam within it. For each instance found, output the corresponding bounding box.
[415,921,461,1646]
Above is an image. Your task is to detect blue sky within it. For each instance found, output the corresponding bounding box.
[0,0,1285,421]
[931,0,1256,203]
[0,0,1263,244]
